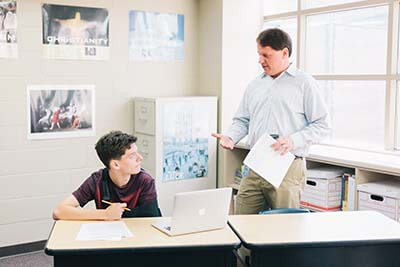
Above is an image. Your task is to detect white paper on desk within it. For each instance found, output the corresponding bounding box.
[76,221,133,241]
[243,133,295,188]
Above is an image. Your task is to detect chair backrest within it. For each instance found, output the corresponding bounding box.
[259,208,310,215]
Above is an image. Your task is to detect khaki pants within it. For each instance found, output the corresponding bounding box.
[235,158,306,214]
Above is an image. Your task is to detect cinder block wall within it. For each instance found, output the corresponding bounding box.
[0,0,198,247]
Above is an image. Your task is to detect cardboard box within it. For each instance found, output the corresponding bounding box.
[300,167,346,211]
[358,180,400,221]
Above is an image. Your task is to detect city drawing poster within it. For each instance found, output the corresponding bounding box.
[128,10,184,61]
[0,0,17,58]
[162,102,209,182]
[42,4,109,60]
[27,85,95,140]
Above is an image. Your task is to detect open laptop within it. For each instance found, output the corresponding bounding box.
[152,187,232,236]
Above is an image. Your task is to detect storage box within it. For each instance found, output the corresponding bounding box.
[358,180,400,221]
[300,167,346,211]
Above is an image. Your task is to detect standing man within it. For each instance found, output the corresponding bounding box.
[53,131,161,220]
[212,28,331,214]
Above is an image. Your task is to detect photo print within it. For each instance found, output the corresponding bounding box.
[42,4,109,60]
[0,0,17,58]
[28,85,95,139]
[129,10,184,61]
[162,102,209,181]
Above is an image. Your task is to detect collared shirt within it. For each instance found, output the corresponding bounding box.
[225,64,331,157]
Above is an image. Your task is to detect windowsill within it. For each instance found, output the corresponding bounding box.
[320,139,399,156]
[307,144,400,175]
[235,140,400,175]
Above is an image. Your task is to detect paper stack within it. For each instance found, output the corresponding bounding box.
[76,221,133,241]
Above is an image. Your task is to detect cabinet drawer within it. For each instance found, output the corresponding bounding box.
[134,100,155,135]
[135,133,155,170]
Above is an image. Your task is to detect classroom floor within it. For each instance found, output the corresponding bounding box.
[0,251,246,267]
[0,251,53,267]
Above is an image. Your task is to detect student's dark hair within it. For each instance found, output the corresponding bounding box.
[95,131,137,168]
[256,28,292,57]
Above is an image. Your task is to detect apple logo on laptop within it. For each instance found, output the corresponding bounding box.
[198,208,206,216]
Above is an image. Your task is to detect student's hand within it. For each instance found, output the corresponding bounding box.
[211,133,234,150]
[104,203,127,221]
[271,136,294,155]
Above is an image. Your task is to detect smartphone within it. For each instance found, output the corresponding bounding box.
[270,134,279,140]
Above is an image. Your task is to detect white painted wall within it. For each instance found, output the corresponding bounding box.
[197,0,222,98]
[0,0,198,247]
[197,0,262,124]
[221,0,262,133]
[197,0,262,186]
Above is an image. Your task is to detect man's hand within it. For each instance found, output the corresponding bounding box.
[271,136,294,155]
[104,203,127,221]
[211,133,234,150]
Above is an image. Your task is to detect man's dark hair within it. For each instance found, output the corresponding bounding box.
[95,131,137,168]
[256,28,292,57]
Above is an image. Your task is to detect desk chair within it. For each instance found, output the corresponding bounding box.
[259,208,310,215]
[237,208,311,266]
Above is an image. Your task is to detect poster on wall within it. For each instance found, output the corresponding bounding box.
[162,102,209,182]
[0,0,17,58]
[42,4,109,60]
[128,10,184,61]
[27,85,95,140]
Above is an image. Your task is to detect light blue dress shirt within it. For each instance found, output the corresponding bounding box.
[225,64,331,157]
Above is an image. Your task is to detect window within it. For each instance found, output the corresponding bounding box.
[263,18,298,67]
[263,1,398,152]
[396,19,400,150]
[319,80,385,149]
[303,0,361,9]
[397,82,400,149]
[305,6,388,74]
[263,0,297,16]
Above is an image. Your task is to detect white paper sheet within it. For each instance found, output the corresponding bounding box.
[76,221,133,241]
[243,133,295,188]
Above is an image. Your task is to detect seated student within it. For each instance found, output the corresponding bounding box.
[53,131,161,220]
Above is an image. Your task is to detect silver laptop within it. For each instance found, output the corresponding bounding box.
[152,187,232,236]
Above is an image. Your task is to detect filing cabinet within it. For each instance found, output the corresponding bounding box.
[135,133,156,171]
[133,97,218,215]
[134,100,155,135]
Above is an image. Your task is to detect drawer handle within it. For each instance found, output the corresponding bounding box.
[306,180,316,186]
[140,107,148,113]
[141,152,149,158]
[142,140,148,146]
[138,118,148,123]
[370,195,384,202]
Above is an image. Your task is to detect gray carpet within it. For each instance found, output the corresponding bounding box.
[0,251,53,267]
[0,251,246,267]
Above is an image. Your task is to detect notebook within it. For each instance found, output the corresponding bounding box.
[152,187,232,236]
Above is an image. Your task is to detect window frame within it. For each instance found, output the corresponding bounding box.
[263,0,400,151]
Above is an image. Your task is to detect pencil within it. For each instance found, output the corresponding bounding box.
[102,200,131,212]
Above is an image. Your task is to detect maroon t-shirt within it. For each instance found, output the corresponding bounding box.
[73,169,157,210]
